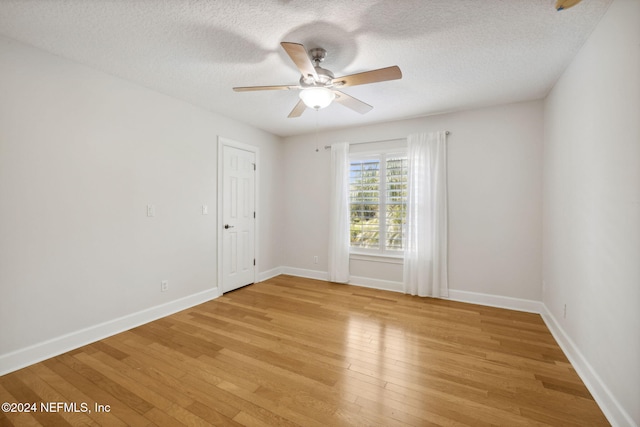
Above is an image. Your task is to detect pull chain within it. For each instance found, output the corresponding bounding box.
[314,108,320,152]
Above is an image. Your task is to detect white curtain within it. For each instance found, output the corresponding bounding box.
[403,131,449,297]
[328,142,350,283]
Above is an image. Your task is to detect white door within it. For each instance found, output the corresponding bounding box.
[221,145,256,293]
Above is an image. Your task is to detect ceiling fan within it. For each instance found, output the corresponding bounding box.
[233,42,402,118]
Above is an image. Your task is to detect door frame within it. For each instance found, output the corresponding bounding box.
[217,136,259,296]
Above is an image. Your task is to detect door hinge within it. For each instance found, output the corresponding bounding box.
[252,163,256,171]
[253,259,256,266]
[253,211,256,218]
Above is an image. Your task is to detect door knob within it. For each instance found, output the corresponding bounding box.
[224,224,234,229]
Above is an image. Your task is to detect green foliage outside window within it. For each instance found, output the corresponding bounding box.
[349,156,407,252]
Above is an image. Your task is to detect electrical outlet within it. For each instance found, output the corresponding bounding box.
[202,205,208,215]
[313,256,318,264]
[161,280,168,292]
[563,303,567,319]
[147,204,156,217]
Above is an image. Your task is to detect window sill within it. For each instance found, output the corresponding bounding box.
[349,252,404,265]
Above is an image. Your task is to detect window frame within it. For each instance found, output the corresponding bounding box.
[348,149,408,258]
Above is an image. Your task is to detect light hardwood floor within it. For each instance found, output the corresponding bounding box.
[0,275,609,426]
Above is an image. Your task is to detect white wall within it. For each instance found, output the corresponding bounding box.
[283,100,543,302]
[543,0,640,425]
[0,36,284,368]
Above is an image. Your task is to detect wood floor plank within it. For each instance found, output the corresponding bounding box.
[56,353,154,416]
[0,383,42,427]
[88,344,194,408]
[15,367,99,426]
[40,358,154,426]
[0,276,610,426]
[0,373,71,426]
[72,351,212,426]
[26,364,128,427]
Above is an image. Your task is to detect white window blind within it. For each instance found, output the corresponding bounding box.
[349,153,408,254]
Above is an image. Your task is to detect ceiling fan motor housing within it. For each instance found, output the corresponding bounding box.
[299,66,334,87]
[299,47,334,87]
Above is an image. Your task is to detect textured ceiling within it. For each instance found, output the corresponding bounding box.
[0,0,612,137]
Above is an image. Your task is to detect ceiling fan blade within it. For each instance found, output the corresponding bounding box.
[281,42,318,81]
[287,99,307,118]
[332,66,402,88]
[333,91,373,114]
[233,85,299,92]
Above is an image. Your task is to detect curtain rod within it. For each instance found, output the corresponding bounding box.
[323,131,450,150]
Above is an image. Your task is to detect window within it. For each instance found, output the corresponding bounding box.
[349,152,408,255]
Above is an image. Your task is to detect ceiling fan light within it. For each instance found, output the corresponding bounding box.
[299,87,335,110]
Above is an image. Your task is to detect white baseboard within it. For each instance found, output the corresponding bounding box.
[541,308,636,427]
[447,289,545,314]
[0,288,219,376]
[281,267,402,292]
[278,267,545,313]
[280,266,329,281]
[279,267,404,292]
[348,275,403,293]
[258,266,283,283]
